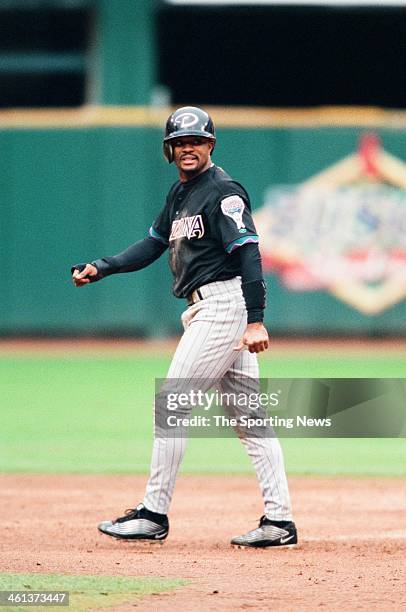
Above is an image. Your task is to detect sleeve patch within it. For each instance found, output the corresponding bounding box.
[226,235,259,253]
[221,195,245,230]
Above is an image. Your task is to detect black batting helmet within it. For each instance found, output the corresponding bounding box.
[163,106,216,163]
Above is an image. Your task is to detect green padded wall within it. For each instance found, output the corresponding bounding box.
[0,124,405,335]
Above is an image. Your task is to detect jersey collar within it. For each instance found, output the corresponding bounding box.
[179,164,215,188]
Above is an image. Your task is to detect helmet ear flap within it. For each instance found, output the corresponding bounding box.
[163,141,174,164]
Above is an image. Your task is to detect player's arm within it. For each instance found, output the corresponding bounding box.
[235,243,269,353]
[214,189,268,353]
[72,233,168,287]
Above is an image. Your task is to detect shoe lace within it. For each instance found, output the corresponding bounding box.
[113,507,141,524]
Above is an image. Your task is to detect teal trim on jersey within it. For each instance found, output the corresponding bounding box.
[149,226,168,245]
[226,234,259,253]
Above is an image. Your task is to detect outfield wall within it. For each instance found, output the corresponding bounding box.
[1,109,405,336]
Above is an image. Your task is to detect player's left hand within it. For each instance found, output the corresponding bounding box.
[234,322,269,353]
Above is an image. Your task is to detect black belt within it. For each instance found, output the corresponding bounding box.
[187,288,204,306]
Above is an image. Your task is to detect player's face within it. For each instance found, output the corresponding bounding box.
[172,136,214,180]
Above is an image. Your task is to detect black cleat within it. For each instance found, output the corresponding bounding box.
[98,503,169,541]
[231,516,298,548]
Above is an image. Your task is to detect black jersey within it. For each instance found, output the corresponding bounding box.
[149,165,259,298]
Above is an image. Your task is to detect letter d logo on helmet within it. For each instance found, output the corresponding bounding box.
[163,106,216,163]
[174,112,199,129]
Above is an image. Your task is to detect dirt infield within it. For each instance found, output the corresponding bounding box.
[2,475,405,611]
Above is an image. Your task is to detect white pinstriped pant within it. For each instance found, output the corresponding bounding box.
[143,277,293,521]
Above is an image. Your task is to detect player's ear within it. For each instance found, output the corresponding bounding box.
[208,139,215,154]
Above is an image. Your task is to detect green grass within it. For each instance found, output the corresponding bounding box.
[0,573,186,611]
[1,353,405,476]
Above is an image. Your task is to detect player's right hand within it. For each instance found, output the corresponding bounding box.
[72,263,98,286]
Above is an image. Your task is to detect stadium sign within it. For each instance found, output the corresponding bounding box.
[254,134,406,315]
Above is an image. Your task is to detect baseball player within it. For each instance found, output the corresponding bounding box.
[72,106,297,547]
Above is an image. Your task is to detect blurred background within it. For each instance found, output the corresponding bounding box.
[0,0,405,338]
